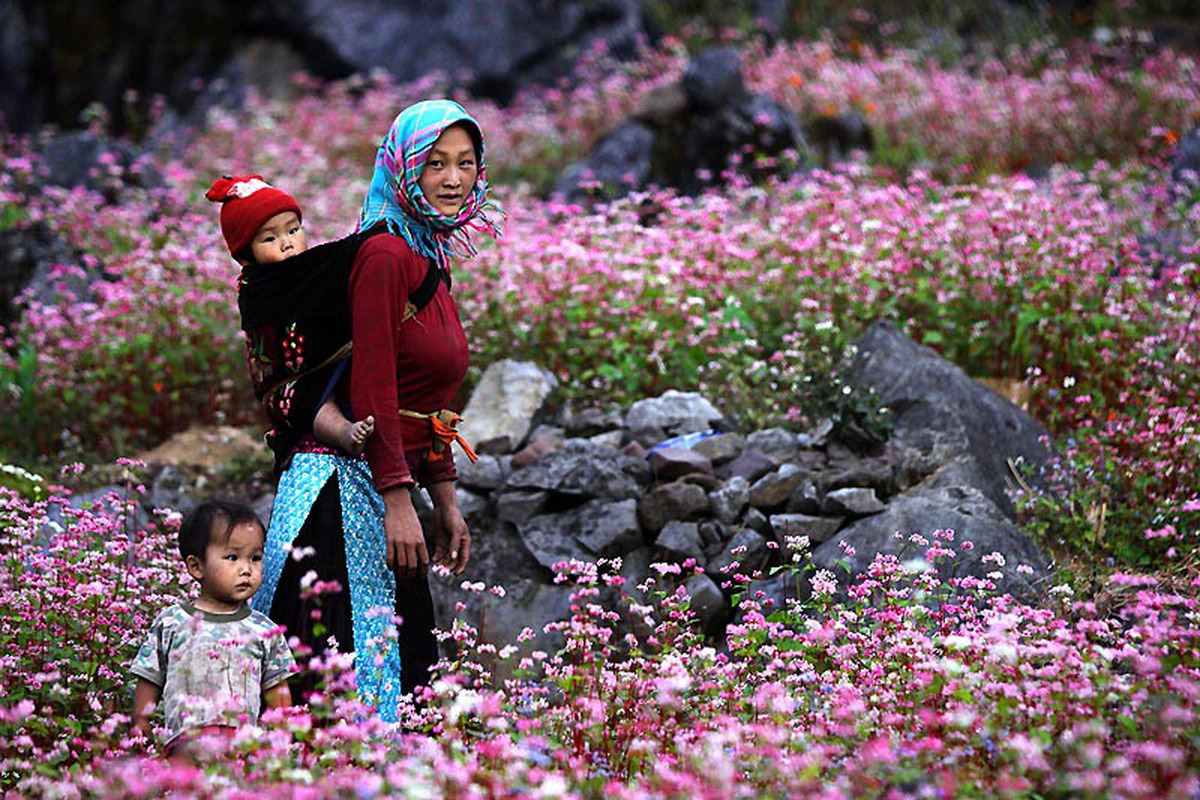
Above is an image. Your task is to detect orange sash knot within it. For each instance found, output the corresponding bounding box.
[399,409,478,463]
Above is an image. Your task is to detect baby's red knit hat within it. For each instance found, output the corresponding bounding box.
[205,175,302,258]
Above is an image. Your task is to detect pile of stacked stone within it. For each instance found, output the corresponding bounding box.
[428,321,1056,652]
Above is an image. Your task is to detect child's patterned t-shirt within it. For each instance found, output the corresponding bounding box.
[131,601,296,744]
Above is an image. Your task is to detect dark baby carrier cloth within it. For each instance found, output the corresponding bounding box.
[237,225,443,470]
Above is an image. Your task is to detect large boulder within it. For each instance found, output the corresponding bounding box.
[552,121,654,202]
[845,320,1053,516]
[810,484,1052,602]
[2,1,647,134]
[555,45,809,202]
[0,222,87,328]
[458,360,558,454]
[39,131,163,193]
[288,0,644,101]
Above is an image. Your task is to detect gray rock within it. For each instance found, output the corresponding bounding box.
[588,430,625,450]
[456,487,489,527]
[822,487,885,517]
[887,404,971,488]
[770,513,844,546]
[706,529,769,579]
[41,485,152,549]
[811,484,1052,601]
[648,447,714,481]
[742,507,771,536]
[787,479,822,514]
[716,448,776,484]
[624,390,722,437]
[497,490,549,525]
[575,498,642,558]
[1171,125,1200,189]
[698,519,728,550]
[517,515,593,571]
[734,571,797,623]
[683,46,747,111]
[746,427,799,465]
[517,496,645,571]
[637,481,710,534]
[457,454,506,492]
[145,466,198,517]
[846,321,1053,516]
[618,546,654,605]
[0,222,89,328]
[410,486,435,531]
[806,111,875,167]
[505,441,639,500]
[710,475,750,524]
[655,520,705,563]
[561,405,624,437]
[295,0,645,110]
[684,573,728,632]
[554,120,655,203]
[430,575,574,682]
[39,130,163,192]
[692,432,745,465]
[458,360,558,454]
[818,454,898,496]
[679,472,724,492]
[806,417,835,447]
[511,430,565,468]
[450,519,544,588]
[1136,228,1189,279]
[749,463,808,510]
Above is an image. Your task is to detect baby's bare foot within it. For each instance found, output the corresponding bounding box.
[344,415,374,456]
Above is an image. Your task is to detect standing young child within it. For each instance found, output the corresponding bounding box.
[131,500,297,756]
[206,175,374,455]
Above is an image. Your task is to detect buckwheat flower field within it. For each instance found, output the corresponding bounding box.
[0,32,1197,798]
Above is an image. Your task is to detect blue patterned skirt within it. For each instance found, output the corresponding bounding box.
[252,453,435,721]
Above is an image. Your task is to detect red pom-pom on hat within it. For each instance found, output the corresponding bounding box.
[206,174,302,259]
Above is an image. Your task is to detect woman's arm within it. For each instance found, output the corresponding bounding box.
[349,240,430,577]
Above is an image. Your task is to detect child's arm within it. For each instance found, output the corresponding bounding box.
[263,681,292,710]
[132,678,161,739]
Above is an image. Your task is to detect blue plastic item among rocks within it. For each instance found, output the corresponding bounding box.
[646,430,719,455]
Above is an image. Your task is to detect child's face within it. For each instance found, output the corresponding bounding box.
[249,211,306,265]
[186,521,265,612]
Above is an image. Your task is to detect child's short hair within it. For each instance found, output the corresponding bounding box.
[178,500,265,561]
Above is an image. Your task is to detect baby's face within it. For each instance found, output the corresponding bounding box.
[250,211,307,264]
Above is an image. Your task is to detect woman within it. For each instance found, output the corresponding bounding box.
[252,100,502,721]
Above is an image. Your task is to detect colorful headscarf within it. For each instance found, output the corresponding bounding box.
[358,99,502,273]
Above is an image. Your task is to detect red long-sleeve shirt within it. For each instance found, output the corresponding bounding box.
[348,234,468,491]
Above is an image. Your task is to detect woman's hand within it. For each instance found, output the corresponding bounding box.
[428,481,471,575]
[382,486,429,579]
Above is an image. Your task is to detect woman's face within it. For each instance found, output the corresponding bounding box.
[418,125,478,217]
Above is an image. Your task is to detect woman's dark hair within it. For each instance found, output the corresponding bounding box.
[446,119,483,163]
[178,499,264,560]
